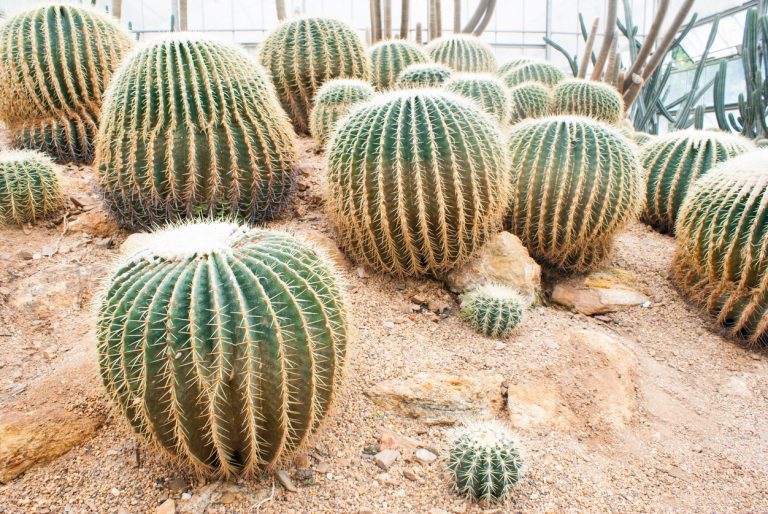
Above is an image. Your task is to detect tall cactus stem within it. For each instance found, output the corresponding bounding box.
[577,18,599,79]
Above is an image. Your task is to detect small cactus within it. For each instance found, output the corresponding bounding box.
[426,34,497,73]
[260,17,371,134]
[447,421,524,503]
[442,74,510,124]
[370,39,429,91]
[497,58,536,77]
[502,61,564,88]
[460,284,527,338]
[0,150,63,225]
[508,82,552,124]
[310,79,375,146]
[96,221,349,475]
[396,63,454,89]
[551,79,624,124]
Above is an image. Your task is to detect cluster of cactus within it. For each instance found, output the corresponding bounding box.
[459,284,527,338]
[508,82,552,124]
[0,150,63,225]
[447,421,524,503]
[426,35,497,73]
[369,40,429,91]
[0,5,133,164]
[259,17,371,134]
[96,221,349,475]
[442,75,510,124]
[396,63,454,89]
[309,79,375,146]
[502,61,564,88]
[551,79,624,125]
[327,90,509,276]
[95,36,297,229]
[497,58,536,77]
[642,130,755,233]
[506,116,643,271]
[672,150,768,346]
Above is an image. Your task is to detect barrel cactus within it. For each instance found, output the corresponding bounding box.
[0,4,133,164]
[551,79,624,124]
[259,17,371,134]
[508,82,552,124]
[0,150,63,225]
[672,150,768,346]
[443,74,510,124]
[642,130,754,233]
[447,421,524,503]
[95,35,297,229]
[309,79,375,147]
[497,58,536,77]
[370,39,429,91]
[507,116,643,271]
[396,63,453,89]
[327,90,509,276]
[460,284,527,338]
[96,221,349,475]
[503,61,564,88]
[426,35,497,73]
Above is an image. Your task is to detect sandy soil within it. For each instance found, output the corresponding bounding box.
[0,136,766,514]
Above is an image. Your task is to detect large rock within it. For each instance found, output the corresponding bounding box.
[443,231,541,303]
[366,372,504,425]
[68,207,118,238]
[9,263,108,317]
[550,268,649,315]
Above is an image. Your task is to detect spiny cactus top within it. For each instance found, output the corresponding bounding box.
[551,79,624,125]
[502,61,564,88]
[370,39,429,91]
[0,150,62,225]
[497,58,536,77]
[259,17,371,134]
[460,283,527,338]
[96,221,349,475]
[327,89,510,276]
[95,35,297,229]
[426,35,497,73]
[672,150,768,346]
[508,81,552,124]
[309,79,375,147]
[642,130,755,233]
[442,74,510,124]
[0,4,133,164]
[507,116,643,271]
[396,63,454,89]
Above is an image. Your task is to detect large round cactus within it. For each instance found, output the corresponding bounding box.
[426,35,497,73]
[672,150,768,346]
[370,39,429,91]
[396,63,453,89]
[95,35,297,229]
[497,58,536,77]
[551,79,624,124]
[508,82,552,124]
[309,79,375,147]
[96,221,349,475]
[503,61,564,88]
[460,284,527,338]
[443,74,510,124]
[327,90,509,276]
[259,18,371,134]
[0,150,63,225]
[0,4,133,164]
[642,130,754,233]
[507,116,643,271]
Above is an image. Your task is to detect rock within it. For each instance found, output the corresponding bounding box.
[428,299,451,314]
[315,462,330,474]
[378,428,422,452]
[120,232,153,257]
[374,449,400,470]
[550,268,650,316]
[41,245,56,257]
[414,449,437,464]
[383,321,395,329]
[366,372,504,425]
[16,250,33,260]
[166,477,187,493]
[9,263,107,317]
[68,207,118,238]
[111,487,121,497]
[276,470,297,492]
[444,231,541,303]
[403,468,419,481]
[294,453,310,469]
[156,499,176,514]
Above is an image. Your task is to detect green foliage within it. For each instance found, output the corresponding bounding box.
[396,63,453,89]
[370,39,429,91]
[508,82,552,124]
[460,284,527,338]
[426,35,497,73]
[551,79,624,124]
[443,74,510,124]
[497,58,536,77]
[310,79,375,146]
[502,62,564,88]
[0,150,62,225]
[96,221,349,475]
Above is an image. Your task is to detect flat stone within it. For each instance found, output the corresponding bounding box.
[374,449,400,470]
[156,499,176,514]
[68,207,118,238]
[378,428,422,452]
[276,470,297,492]
[550,268,649,315]
[414,449,437,464]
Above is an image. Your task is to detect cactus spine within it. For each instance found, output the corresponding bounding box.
[442,74,510,124]
[0,5,133,164]
[497,58,536,77]
[642,130,755,233]
[95,36,297,229]
[96,221,349,475]
[327,90,510,276]
[460,284,527,338]
[396,63,454,89]
[551,79,624,125]
[426,35,497,73]
[370,39,429,91]
[0,150,63,225]
[508,82,552,124]
[309,79,375,147]
[260,18,371,134]
[502,61,565,88]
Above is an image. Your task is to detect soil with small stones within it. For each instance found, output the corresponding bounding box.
[0,135,766,514]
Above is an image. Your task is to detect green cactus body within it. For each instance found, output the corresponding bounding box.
[552,79,624,124]
[95,35,297,229]
[396,63,454,89]
[0,150,62,224]
[672,150,768,346]
[327,90,509,276]
[460,284,527,338]
[96,221,349,475]
[426,35,497,73]
[507,116,643,271]
[497,58,536,77]
[508,82,552,124]
[370,39,429,91]
[309,79,375,146]
[259,18,371,134]
[502,61,564,88]
[448,421,524,503]
[642,130,754,233]
[0,5,133,164]
[631,130,655,146]
[442,74,510,124]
